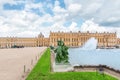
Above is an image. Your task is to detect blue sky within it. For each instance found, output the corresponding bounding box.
[3,0,79,27]
[0,0,120,37]
[3,0,65,16]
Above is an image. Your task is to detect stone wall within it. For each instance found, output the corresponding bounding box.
[74,65,120,79]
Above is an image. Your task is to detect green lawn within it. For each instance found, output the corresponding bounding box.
[26,48,118,80]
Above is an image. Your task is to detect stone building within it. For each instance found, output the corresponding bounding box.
[117,38,120,45]
[37,33,49,47]
[0,31,119,48]
[50,31,117,47]
[0,37,37,48]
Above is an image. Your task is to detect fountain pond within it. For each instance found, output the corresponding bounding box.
[68,37,120,70]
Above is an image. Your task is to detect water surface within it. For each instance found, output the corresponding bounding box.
[68,48,120,70]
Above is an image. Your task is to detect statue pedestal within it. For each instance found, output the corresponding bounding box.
[53,63,74,72]
[51,51,73,72]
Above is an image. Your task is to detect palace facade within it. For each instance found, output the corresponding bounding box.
[117,38,120,45]
[49,31,117,47]
[0,31,119,48]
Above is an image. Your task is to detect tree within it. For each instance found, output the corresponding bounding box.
[54,40,69,63]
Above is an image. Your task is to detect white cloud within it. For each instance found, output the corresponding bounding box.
[24,2,43,12]
[17,31,38,37]
[64,0,120,27]
[68,3,82,14]
[53,6,66,14]
[0,26,10,33]
[106,17,120,22]
[0,0,120,39]
[80,19,120,38]
[80,19,106,32]
[36,22,79,37]
[69,22,78,31]
[54,0,60,6]
[52,0,68,25]
[83,3,102,15]
[0,0,16,5]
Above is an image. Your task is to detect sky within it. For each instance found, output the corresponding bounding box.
[0,0,120,38]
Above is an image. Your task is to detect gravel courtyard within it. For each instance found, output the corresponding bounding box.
[0,47,47,80]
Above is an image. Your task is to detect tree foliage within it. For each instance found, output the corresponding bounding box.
[54,40,69,63]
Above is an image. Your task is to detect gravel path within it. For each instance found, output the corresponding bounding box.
[0,47,47,80]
